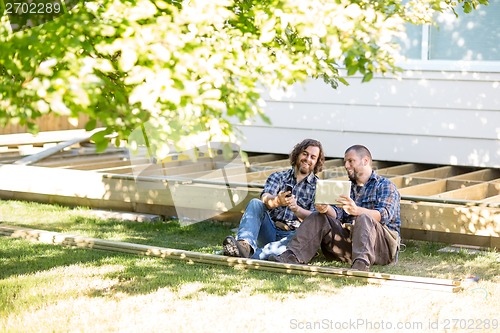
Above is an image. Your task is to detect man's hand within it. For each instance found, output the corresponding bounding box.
[277,191,290,206]
[278,192,299,213]
[315,203,329,214]
[337,195,359,216]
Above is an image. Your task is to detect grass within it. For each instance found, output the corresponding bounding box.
[1,199,500,332]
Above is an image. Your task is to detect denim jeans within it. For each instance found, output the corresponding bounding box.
[236,198,295,260]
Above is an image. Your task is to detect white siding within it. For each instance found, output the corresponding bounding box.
[236,70,500,167]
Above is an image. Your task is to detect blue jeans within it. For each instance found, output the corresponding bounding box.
[237,198,295,260]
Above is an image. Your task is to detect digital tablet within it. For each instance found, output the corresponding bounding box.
[315,180,351,205]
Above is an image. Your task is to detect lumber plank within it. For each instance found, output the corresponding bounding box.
[388,176,435,190]
[400,201,500,236]
[0,164,258,210]
[405,166,473,180]
[123,161,216,176]
[321,166,348,180]
[402,229,500,249]
[448,169,500,182]
[68,159,135,171]
[223,167,288,183]
[34,150,130,168]
[0,129,100,147]
[481,194,500,204]
[247,154,287,164]
[376,163,436,176]
[175,165,249,181]
[434,183,499,201]
[13,131,96,165]
[398,179,478,196]
[249,159,291,170]
[0,225,462,292]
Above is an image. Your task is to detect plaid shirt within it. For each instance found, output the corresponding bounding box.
[333,171,401,233]
[261,168,317,225]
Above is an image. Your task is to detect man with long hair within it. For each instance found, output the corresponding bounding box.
[270,145,401,271]
[223,138,325,259]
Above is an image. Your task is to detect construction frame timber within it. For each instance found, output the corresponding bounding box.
[0,225,463,293]
[0,130,499,249]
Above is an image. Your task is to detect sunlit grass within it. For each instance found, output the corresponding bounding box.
[1,199,499,332]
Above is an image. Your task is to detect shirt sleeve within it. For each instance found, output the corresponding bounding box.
[261,172,282,197]
[375,180,400,225]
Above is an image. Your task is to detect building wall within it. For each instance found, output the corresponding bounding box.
[0,114,90,135]
[236,70,500,168]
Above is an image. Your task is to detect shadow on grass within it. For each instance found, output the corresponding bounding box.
[0,235,364,302]
[2,203,498,301]
[4,216,236,252]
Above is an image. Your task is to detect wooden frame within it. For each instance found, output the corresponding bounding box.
[0,131,498,248]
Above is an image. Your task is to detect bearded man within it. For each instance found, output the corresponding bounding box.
[222,138,325,260]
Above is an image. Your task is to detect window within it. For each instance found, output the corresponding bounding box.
[399,0,500,69]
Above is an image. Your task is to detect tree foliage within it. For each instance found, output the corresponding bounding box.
[0,0,488,156]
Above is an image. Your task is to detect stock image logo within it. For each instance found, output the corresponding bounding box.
[1,0,79,32]
[128,123,250,226]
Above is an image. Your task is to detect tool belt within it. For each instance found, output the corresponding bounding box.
[274,220,299,231]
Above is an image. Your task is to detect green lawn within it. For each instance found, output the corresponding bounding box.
[1,200,499,332]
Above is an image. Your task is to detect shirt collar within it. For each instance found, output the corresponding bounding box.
[291,167,317,184]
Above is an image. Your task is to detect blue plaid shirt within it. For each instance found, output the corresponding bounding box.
[332,171,401,233]
[261,168,318,224]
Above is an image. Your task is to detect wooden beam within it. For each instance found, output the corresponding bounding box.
[434,182,500,201]
[247,154,287,164]
[388,176,435,190]
[13,131,97,165]
[249,159,290,170]
[67,159,136,171]
[398,179,479,196]
[376,163,436,176]
[0,129,101,147]
[448,168,500,182]
[0,164,257,212]
[95,161,217,176]
[0,225,463,292]
[402,229,500,249]
[400,200,500,236]
[180,165,250,180]
[406,166,475,180]
[224,167,288,184]
[34,150,129,168]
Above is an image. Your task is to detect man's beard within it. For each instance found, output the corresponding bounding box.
[298,161,312,175]
[347,170,359,183]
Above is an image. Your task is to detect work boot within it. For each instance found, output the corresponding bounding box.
[351,259,370,272]
[269,250,301,264]
[236,239,252,258]
[223,236,239,257]
[223,236,252,258]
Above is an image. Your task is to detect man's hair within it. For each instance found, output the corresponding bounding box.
[289,138,325,174]
[345,145,373,163]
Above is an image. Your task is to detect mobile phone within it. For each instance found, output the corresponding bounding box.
[285,184,293,197]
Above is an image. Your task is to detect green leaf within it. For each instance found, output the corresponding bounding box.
[259,113,272,125]
[338,77,350,86]
[95,138,109,153]
[347,65,358,76]
[463,2,472,13]
[222,143,235,161]
[84,119,97,131]
[362,72,374,83]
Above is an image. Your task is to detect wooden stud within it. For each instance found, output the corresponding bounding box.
[13,132,96,165]
[0,225,463,292]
